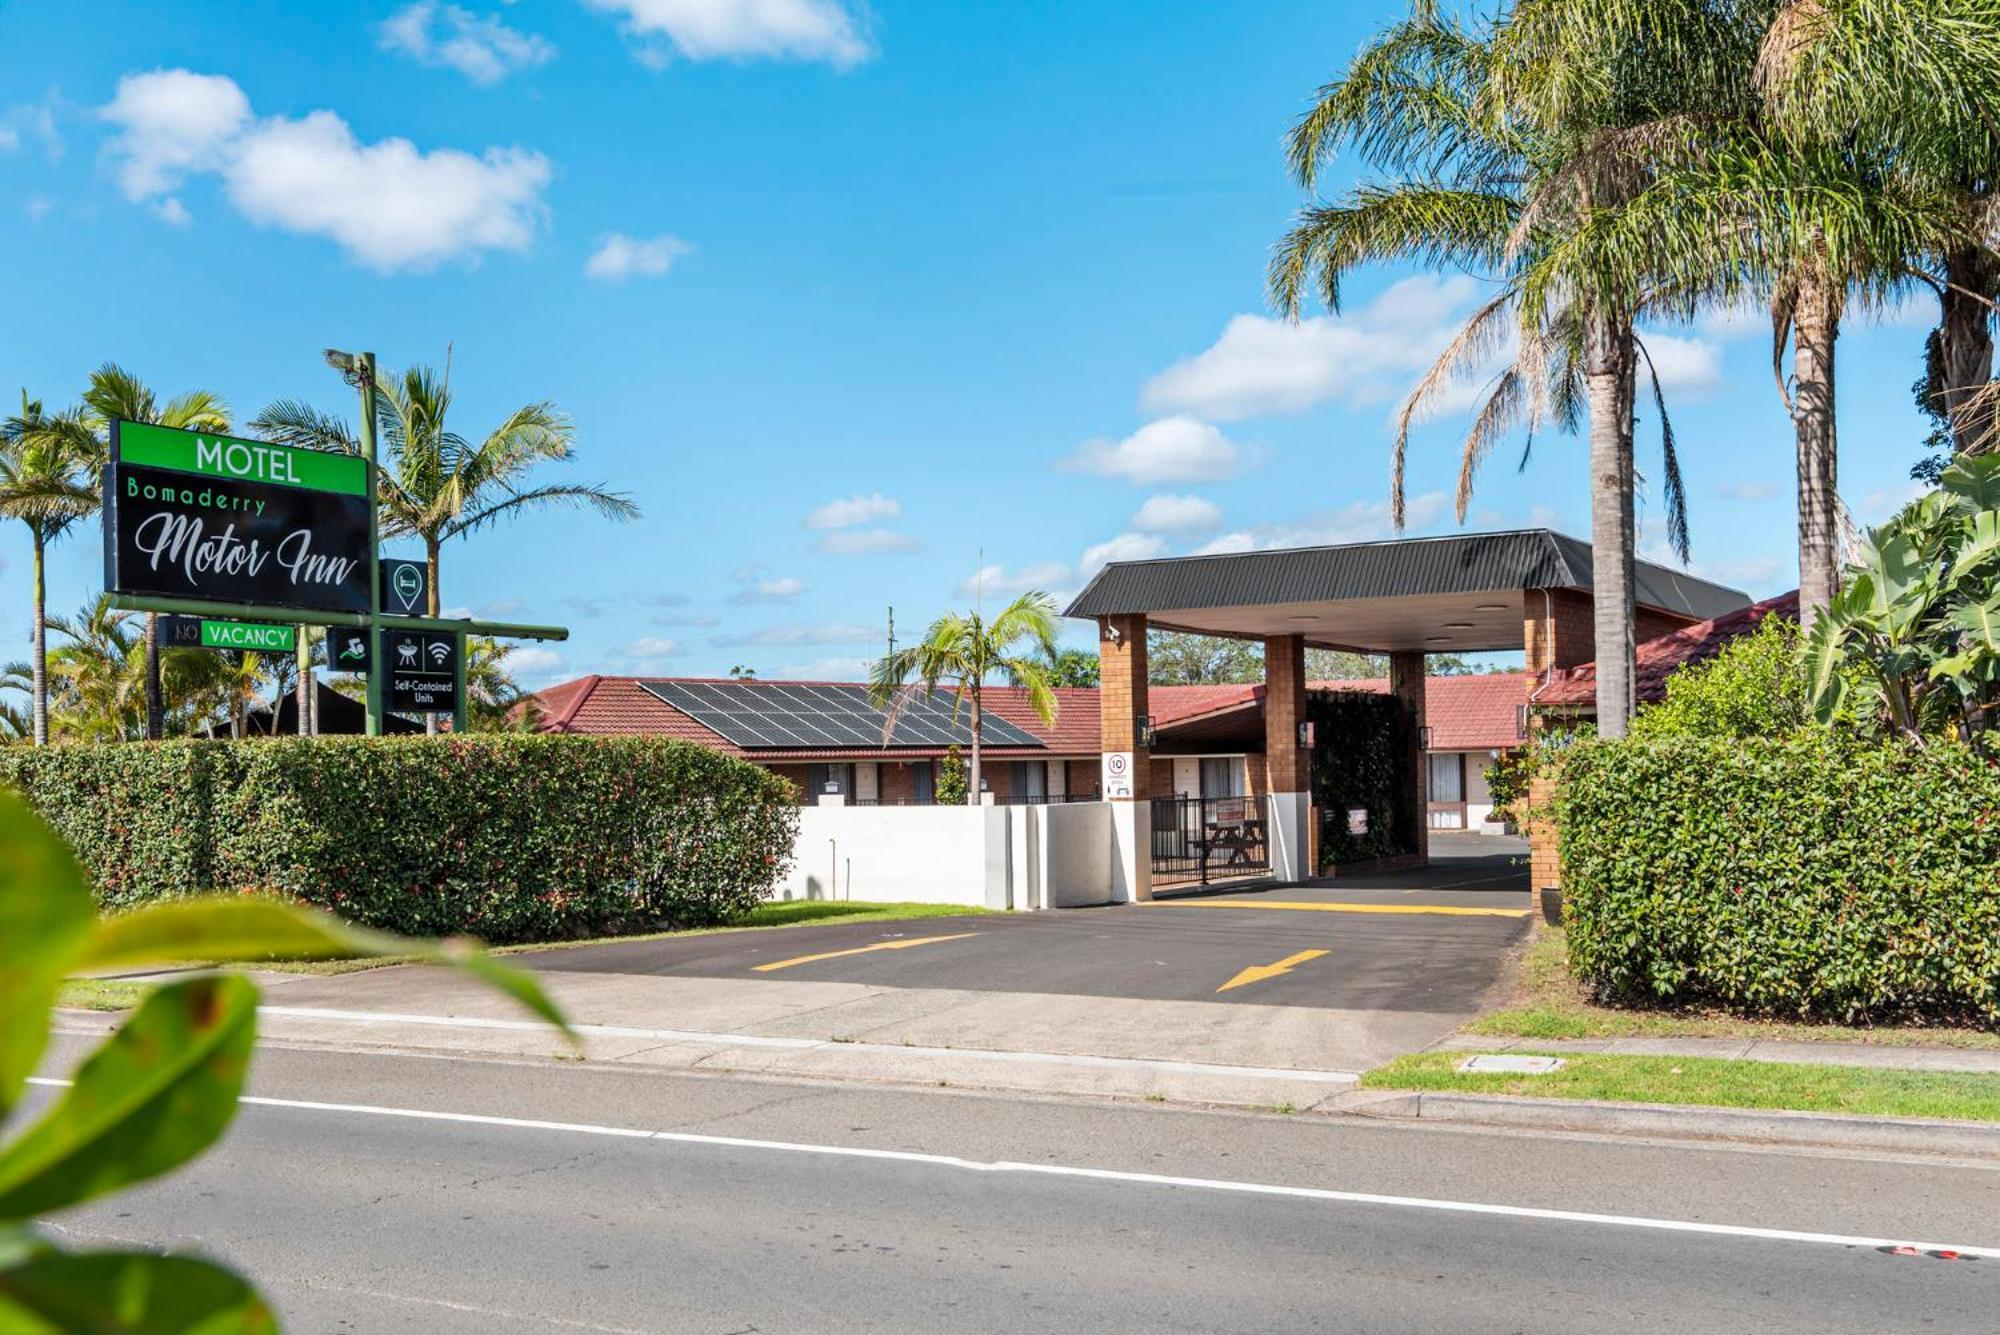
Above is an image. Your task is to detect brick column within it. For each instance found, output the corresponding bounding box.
[1390,650,1429,866]
[1528,772,1560,921]
[1263,634,1312,881]
[1098,615,1151,901]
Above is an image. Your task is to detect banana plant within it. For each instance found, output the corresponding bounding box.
[0,789,571,1330]
[1807,455,2000,750]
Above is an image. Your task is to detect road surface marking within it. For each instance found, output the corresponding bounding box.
[25,1075,1997,1260]
[752,932,981,972]
[247,1006,1363,1084]
[1217,949,1329,994]
[1158,901,1528,918]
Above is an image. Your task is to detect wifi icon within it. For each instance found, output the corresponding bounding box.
[427,641,451,667]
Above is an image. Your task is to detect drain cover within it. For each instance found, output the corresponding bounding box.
[1456,1054,1565,1074]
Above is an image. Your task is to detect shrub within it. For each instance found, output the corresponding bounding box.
[937,744,969,805]
[1557,734,2000,1025]
[1,736,798,942]
[1628,614,1813,741]
[1310,689,1414,867]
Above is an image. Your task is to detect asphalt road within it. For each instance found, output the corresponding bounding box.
[512,848,1532,1011]
[29,1033,2000,1333]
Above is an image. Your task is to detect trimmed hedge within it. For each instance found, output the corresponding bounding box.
[1,736,798,942]
[1557,735,2000,1025]
[1309,689,1417,867]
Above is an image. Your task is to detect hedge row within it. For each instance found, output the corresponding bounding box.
[0,736,799,942]
[1557,734,2000,1025]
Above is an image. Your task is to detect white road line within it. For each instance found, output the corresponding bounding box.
[22,1076,1996,1259]
[253,1004,1362,1085]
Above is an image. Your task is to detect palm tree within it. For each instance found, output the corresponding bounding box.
[1271,1,1721,734]
[0,394,99,745]
[0,662,32,742]
[252,360,638,731]
[463,636,531,731]
[77,363,232,739]
[44,596,147,743]
[869,592,1061,803]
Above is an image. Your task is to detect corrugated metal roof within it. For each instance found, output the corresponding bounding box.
[1065,529,1747,622]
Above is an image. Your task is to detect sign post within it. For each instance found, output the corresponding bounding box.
[354,353,386,738]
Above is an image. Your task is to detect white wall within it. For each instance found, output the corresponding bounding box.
[775,801,1119,909]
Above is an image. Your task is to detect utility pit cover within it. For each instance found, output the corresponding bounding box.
[1456,1054,1565,1075]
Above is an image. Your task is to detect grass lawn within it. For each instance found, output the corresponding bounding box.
[1469,926,2000,1051]
[55,979,155,1011]
[1364,1050,2000,1123]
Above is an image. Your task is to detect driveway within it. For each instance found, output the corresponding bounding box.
[512,832,1530,1013]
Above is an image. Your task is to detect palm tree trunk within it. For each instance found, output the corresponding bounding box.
[1938,246,1999,456]
[426,536,441,737]
[144,613,162,740]
[1583,311,1637,739]
[1792,269,1843,633]
[295,631,311,736]
[30,530,48,747]
[967,687,982,805]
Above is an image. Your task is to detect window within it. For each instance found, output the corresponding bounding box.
[1009,760,1047,800]
[1428,752,1464,804]
[911,761,936,804]
[804,763,855,804]
[1200,757,1244,798]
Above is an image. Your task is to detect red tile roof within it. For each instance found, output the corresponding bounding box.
[1536,591,1799,707]
[526,674,1528,755]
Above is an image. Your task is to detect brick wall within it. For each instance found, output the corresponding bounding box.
[1526,588,1702,677]
[1390,651,1429,864]
[1263,635,1310,793]
[764,764,808,804]
[1098,614,1150,799]
[1527,773,1559,918]
[1066,758,1101,800]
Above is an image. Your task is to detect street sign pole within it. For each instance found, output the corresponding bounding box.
[356,352,384,738]
[452,631,469,734]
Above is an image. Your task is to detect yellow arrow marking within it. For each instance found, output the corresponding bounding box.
[752,933,980,973]
[1160,901,1527,918]
[1216,948,1329,994]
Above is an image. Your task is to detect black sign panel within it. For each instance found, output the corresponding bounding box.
[383,630,458,713]
[381,558,429,616]
[160,614,205,648]
[103,421,372,615]
[326,626,374,674]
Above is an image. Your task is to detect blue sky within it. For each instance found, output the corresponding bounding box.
[0,1,1942,687]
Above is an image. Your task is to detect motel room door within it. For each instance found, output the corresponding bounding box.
[1426,752,1467,830]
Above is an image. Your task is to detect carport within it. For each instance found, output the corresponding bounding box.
[1063,529,1747,901]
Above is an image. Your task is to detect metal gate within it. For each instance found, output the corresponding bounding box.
[1150,795,1270,885]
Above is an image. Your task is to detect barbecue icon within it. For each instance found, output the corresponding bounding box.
[396,638,420,667]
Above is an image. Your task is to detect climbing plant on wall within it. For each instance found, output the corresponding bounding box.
[1307,690,1416,868]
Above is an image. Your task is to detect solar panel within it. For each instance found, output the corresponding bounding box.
[640,681,1045,751]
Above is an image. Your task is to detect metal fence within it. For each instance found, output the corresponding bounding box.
[1150,795,1270,885]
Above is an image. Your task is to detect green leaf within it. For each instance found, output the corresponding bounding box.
[1803,603,1853,724]
[0,792,95,1119]
[77,899,574,1041]
[1952,593,2000,658]
[1941,453,2000,512]
[0,1252,275,1334]
[0,975,255,1221]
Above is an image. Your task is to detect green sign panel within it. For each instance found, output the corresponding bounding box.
[161,614,296,654]
[116,420,366,496]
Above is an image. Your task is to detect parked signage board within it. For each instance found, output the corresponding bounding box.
[326,626,373,674]
[381,558,428,615]
[1101,750,1134,799]
[160,614,297,654]
[104,420,371,615]
[383,630,459,713]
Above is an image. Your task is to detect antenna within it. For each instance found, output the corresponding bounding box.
[886,605,896,661]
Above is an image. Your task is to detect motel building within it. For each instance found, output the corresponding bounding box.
[530,530,1749,905]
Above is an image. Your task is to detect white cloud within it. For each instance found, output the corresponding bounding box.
[806,492,900,529]
[623,636,685,658]
[584,232,693,282]
[154,197,191,226]
[23,195,53,221]
[650,609,719,627]
[1132,493,1220,536]
[1857,480,1929,523]
[1714,480,1778,502]
[1636,331,1723,395]
[507,645,568,686]
[1061,416,1245,485]
[728,565,804,604]
[768,655,875,680]
[958,561,1073,599]
[100,69,552,272]
[379,3,556,84]
[814,527,920,556]
[99,70,250,200]
[716,622,879,647]
[1141,275,1487,422]
[1079,532,1167,574]
[582,0,872,67]
[0,96,63,161]
[1197,492,1450,554]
